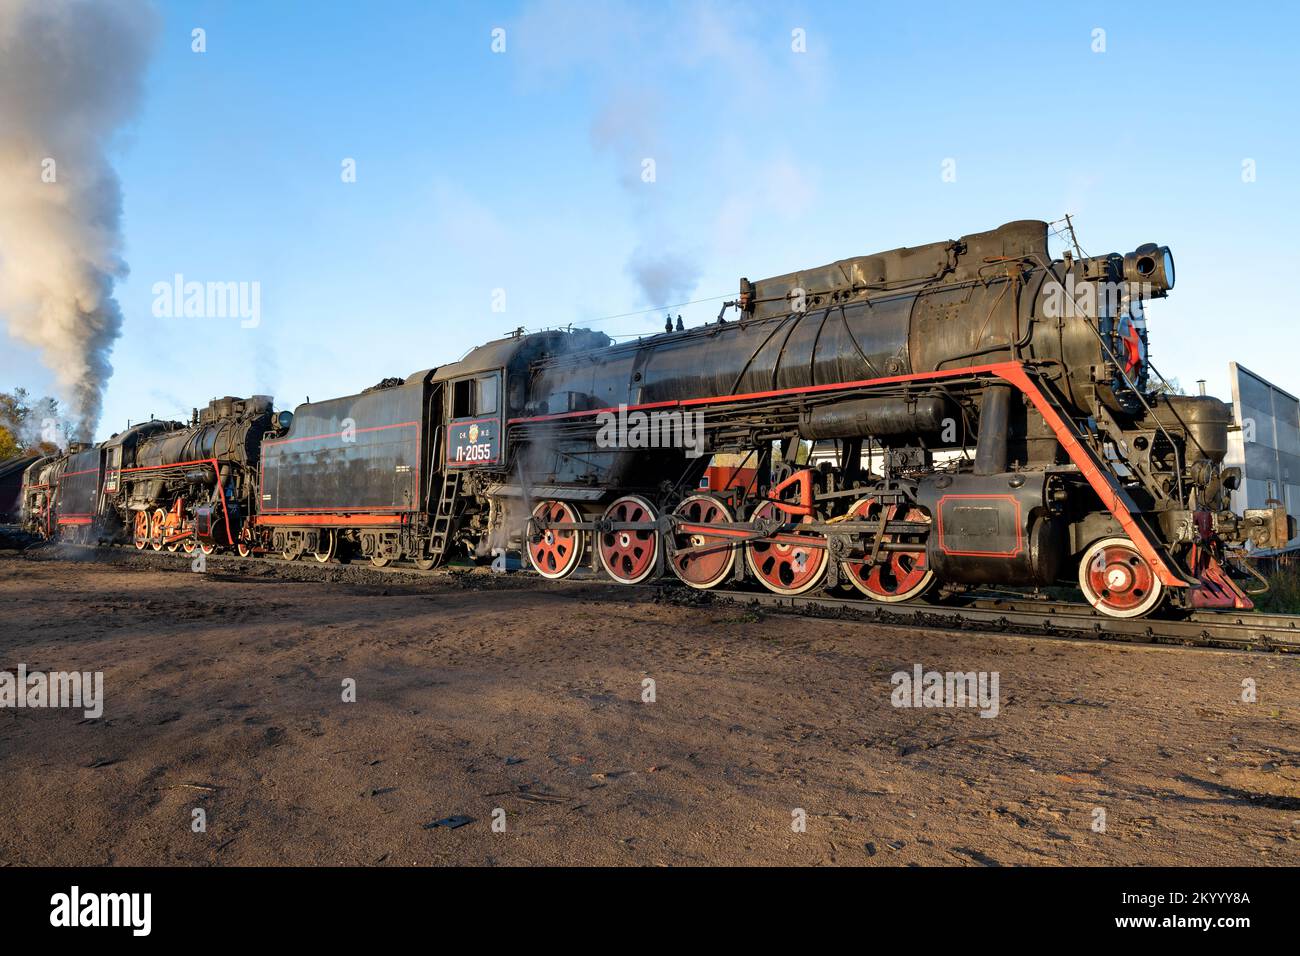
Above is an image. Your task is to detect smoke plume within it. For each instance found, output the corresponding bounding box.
[589,90,701,311]
[626,245,702,309]
[0,0,158,440]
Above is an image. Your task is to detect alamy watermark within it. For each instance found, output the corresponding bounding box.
[0,664,103,718]
[891,663,999,718]
[50,886,150,936]
[1041,277,1153,320]
[595,404,704,458]
[151,274,261,328]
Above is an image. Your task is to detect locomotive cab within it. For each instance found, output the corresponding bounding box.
[446,371,502,468]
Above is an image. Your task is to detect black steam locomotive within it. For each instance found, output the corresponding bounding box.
[21,396,277,555]
[22,219,1293,618]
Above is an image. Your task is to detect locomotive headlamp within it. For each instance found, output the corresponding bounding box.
[1123,243,1175,297]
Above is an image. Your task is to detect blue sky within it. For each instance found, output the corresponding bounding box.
[4,0,1298,439]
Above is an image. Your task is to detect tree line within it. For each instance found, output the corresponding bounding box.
[0,388,72,460]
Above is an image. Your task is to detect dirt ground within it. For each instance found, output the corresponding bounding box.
[1,544,1298,866]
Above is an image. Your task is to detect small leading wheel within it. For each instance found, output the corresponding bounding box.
[669,495,737,589]
[149,508,167,552]
[527,500,585,579]
[132,511,150,550]
[312,530,336,564]
[237,526,254,557]
[1079,535,1164,619]
[839,497,935,603]
[745,501,828,596]
[598,495,658,585]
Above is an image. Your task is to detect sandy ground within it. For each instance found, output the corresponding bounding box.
[1,544,1298,867]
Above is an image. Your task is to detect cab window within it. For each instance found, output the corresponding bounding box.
[453,380,473,418]
[452,373,499,418]
[476,376,498,415]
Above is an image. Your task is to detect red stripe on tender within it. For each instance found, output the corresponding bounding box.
[256,514,406,527]
[264,421,419,447]
[260,506,411,513]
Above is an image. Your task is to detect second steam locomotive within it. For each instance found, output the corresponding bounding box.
[21,219,1293,618]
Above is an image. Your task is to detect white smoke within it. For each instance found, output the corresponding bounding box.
[626,245,702,308]
[0,0,158,441]
[588,90,702,310]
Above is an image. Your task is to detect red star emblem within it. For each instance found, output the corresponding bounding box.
[1121,320,1143,374]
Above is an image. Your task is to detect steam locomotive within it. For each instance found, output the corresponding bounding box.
[20,396,276,555]
[21,219,1293,618]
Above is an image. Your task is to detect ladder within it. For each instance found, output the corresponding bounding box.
[426,468,462,565]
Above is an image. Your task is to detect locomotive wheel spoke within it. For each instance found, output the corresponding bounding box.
[527,500,585,580]
[598,495,659,585]
[745,500,828,596]
[840,497,935,603]
[1079,535,1164,619]
[669,495,736,590]
[183,538,196,554]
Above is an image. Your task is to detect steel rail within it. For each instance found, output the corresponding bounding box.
[27,541,1300,653]
[690,588,1300,653]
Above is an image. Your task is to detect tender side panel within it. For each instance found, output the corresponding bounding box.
[260,383,425,514]
[56,449,103,522]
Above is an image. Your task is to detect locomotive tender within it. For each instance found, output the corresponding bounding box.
[21,219,1293,618]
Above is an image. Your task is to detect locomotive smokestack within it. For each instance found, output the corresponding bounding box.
[0,0,159,441]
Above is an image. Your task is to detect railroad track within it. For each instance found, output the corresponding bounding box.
[14,539,1300,653]
[687,588,1300,653]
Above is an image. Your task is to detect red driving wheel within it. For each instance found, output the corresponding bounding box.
[669,495,737,589]
[132,511,150,550]
[598,496,659,584]
[149,508,167,552]
[745,501,828,596]
[527,500,585,579]
[840,497,935,603]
